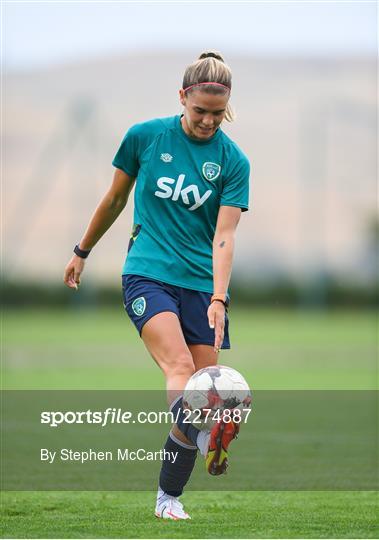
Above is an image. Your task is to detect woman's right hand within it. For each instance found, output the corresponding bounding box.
[63,255,86,290]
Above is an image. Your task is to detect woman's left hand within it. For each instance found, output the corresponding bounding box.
[207,300,226,353]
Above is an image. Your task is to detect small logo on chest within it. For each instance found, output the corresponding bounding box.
[160,153,173,163]
[202,162,221,181]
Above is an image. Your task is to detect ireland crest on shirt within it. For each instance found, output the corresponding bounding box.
[132,297,146,316]
[202,162,221,182]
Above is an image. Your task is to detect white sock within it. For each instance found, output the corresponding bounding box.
[196,430,211,457]
[156,486,167,502]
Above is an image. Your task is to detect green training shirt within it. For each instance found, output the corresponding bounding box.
[112,115,250,293]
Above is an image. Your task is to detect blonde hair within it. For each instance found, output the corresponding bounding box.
[182,51,235,122]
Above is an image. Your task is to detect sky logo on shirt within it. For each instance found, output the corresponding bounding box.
[155,174,212,211]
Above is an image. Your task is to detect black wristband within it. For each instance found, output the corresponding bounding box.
[212,298,226,306]
[74,244,91,259]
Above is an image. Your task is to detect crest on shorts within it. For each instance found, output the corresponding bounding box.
[202,162,221,182]
[132,297,146,316]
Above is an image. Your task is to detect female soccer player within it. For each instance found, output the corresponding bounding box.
[64,51,250,520]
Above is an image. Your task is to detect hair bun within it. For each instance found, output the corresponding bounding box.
[198,50,224,62]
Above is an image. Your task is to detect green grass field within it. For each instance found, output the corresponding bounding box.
[1,307,378,538]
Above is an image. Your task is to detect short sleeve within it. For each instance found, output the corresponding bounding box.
[220,154,250,211]
[112,125,140,177]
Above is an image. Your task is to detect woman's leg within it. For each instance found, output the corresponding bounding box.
[170,344,218,442]
[142,310,197,445]
[188,344,218,371]
[141,311,195,405]
[142,313,219,449]
[141,311,198,519]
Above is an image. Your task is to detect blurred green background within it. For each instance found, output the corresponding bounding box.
[3,307,377,391]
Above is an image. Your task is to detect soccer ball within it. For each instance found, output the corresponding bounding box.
[183,365,252,430]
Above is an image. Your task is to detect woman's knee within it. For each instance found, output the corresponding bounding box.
[161,352,195,379]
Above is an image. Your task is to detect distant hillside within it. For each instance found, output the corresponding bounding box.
[4,52,376,283]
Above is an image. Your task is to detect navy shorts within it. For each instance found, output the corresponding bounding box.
[122,274,230,349]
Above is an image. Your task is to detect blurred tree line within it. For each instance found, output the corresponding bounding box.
[1,276,377,309]
[2,216,377,309]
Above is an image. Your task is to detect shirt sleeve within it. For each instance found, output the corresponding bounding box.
[220,153,250,211]
[112,124,141,177]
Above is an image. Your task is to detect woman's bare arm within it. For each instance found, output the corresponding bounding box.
[208,205,242,351]
[63,168,135,289]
